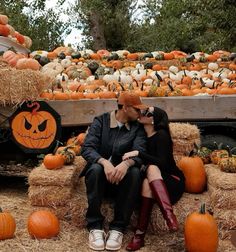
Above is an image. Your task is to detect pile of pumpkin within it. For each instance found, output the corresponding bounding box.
[0,14,32,49]
[36,47,236,100]
[194,143,236,173]
[43,132,86,170]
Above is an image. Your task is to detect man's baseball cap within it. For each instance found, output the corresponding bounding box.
[117,92,149,110]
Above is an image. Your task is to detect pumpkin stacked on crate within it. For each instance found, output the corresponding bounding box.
[205,145,236,240]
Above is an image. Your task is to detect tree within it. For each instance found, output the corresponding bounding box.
[70,0,139,51]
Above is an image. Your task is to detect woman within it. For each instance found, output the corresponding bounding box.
[124,106,185,251]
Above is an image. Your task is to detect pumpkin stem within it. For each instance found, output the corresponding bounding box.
[0,207,2,212]
[199,203,206,214]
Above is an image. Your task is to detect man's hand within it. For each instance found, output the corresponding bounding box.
[122,150,139,161]
[98,158,116,183]
[112,161,129,184]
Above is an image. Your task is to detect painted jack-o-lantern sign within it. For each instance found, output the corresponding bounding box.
[9,101,61,153]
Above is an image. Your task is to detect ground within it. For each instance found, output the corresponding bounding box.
[0,175,235,252]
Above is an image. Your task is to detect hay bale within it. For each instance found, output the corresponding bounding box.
[149,192,210,233]
[0,67,51,106]
[28,156,87,187]
[169,123,200,140]
[205,164,236,190]
[208,185,236,210]
[170,123,201,158]
[28,185,74,207]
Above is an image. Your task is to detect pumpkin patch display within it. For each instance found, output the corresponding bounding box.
[0,207,16,240]
[27,210,60,239]
[184,203,218,252]
[9,101,61,153]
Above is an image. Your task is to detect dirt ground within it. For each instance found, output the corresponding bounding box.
[0,175,235,252]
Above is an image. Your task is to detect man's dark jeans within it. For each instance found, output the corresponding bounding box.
[84,163,141,233]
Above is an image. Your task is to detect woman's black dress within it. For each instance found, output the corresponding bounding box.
[138,107,185,204]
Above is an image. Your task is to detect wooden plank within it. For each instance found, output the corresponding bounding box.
[47,95,236,126]
[0,95,236,127]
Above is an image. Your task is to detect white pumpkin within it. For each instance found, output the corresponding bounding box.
[169,65,179,73]
[208,62,219,71]
[55,73,69,83]
[60,58,71,68]
[103,74,117,83]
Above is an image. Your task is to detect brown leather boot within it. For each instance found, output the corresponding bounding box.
[126,197,154,251]
[149,179,178,231]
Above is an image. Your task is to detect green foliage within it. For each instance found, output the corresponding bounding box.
[72,0,236,53]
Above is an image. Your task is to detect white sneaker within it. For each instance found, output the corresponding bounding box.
[105,230,123,251]
[89,229,106,251]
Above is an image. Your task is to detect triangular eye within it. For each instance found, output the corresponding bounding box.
[38,120,47,132]
[24,117,32,130]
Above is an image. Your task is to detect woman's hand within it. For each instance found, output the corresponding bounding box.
[122,150,139,161]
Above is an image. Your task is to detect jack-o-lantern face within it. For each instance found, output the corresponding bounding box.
[10,101,61,153]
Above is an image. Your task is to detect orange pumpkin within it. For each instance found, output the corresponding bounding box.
[14,31,25,44]
[177,156,206,193]
[27,210,60,239]
[16,58,41,70]
[43,153,65,169]
[0,207,16,240]
[0,24,10,37]
[184,203,218,252]
[10,102,59,150]
[0,14,9,25]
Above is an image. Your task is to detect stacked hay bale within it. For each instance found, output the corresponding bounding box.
[205,164,236,240]
[28,156,87,227]
[169,122,200,163]
[0,59,51,106]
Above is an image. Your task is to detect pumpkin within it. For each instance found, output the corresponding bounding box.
[0,14,9,25]
[210,142,229,164]
[184,203,218,252]
[0,24,10,37]
[177,156,206,193]
[0,207,16,240]
[16,58,41,71]
[219,146,236,173]
[43,153,65,169]
[27,210,60,239]
[10,102,59,150]
[55,146,76,164]
[14,31,25,44]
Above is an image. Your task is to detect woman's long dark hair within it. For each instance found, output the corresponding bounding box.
[152,107,173,147]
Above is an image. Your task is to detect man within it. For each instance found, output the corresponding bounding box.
[80,92,148,251]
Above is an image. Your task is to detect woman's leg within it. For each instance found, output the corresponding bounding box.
[146,165,178,231]
[126,178,154,251]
